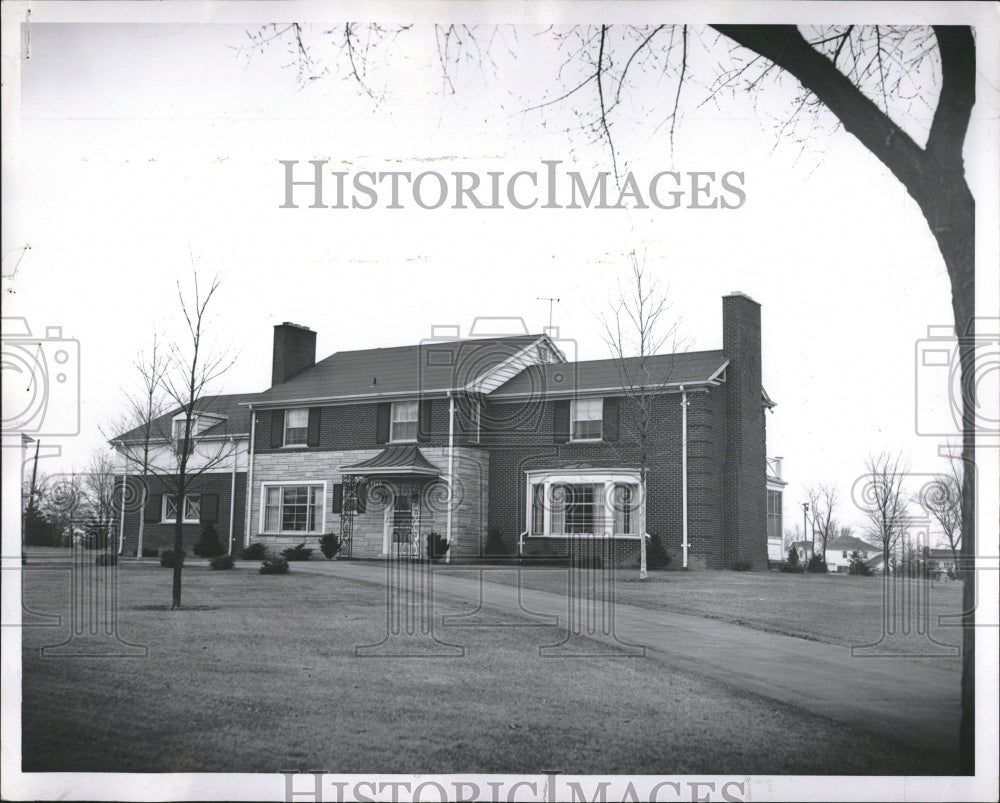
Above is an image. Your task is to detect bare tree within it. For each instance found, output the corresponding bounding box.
[113,272,236,608]
[919,456,962,566]
[102,336,169,558]
[806,483,839,559]
[601,251,684,579]
[79,451,120,550]
[861,451,910,574]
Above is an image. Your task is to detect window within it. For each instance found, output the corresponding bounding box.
[284,409,309,446]
[391,401,419,442]
[570,399,603,440]
[470,399,481,443]
[173,417,196,455]
[263,484,324,534]
[766,489,783,544]
[163,494,201,523]
[529,473,640,537]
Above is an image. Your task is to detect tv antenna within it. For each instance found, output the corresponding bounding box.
[536,297,561,331]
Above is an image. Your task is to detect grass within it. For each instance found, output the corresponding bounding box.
[20,558,957,775]
[444,565,965,658]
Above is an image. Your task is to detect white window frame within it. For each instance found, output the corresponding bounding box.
[525,470,642,538]
[390,401,419,443]
[570,399,603,441]
[259,481,327,535]
[162,494,201,524]
[283,408,310,447]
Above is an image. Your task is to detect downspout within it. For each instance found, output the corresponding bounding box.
[117,461,127,556]
[227,435,237,556]
[445,392,455,563]
[243,407,256,550]
[681,385,689,569]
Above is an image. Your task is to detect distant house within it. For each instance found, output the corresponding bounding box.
[790,540,814,564]
[825,535,880,573]
[927,547,958,580]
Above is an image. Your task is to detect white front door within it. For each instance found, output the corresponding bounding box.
[383,493,418,558]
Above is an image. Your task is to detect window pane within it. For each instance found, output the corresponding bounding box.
[285,409,309,445]
[532,484,544,534]
[164,496,178,521]
[565,484,594,533]
[550,485,566,534]
[613,484,635,535]
[265,487,280,531]
[184,495,201,521]
[393,401,419,422]
[571,399,603,439]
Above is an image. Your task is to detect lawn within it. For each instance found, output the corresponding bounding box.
[445,564,965,658]
[20,556,957,775]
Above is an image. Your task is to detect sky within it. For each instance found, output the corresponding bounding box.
[3,3,999,543]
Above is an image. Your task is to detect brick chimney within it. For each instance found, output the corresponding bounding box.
[272,322,316,385]
[721,292,768,570]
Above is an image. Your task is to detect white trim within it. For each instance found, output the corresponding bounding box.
[258,480,328,535]
[489,383,713,402]
[524,469,644,538]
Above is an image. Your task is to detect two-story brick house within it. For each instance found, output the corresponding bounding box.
[239,292,775,570]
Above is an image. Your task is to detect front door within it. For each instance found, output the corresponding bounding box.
[384,491,420,558]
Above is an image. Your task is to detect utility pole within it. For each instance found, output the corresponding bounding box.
[801,502,809,558]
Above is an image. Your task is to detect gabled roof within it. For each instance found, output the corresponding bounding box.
[111,393,259,444]
[488,350,729,399]
[827,535,881,553]
[250,335,549,407]
[341,445,439,476]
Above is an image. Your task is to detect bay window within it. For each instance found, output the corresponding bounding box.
[528,472,641,537]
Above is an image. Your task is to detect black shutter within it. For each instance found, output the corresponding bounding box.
[200,493,219,524]
[270,410,285,448]
[145,493,162,523]
[418,400,432,442]
[355,481,367,514]
[603,397,619,442]
[553,400,571,443]
[332,483,343,514]
[307,408,321,447]
[376,403,391,444]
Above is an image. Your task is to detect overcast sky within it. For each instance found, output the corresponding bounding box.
[4,3,998,539]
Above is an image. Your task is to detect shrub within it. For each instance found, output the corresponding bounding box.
[730,560,753,572]
[241,542,268,560]
[96,553,117,566]
[647,534,671,570]
[786,546,800,567]
[260,557,289,575]
[282,542,313,561]
[848,551,872,576]
[160,549,186,568]
[778,561,805,573]
[193,523,225,558]
[135,546,159,558]
[484,526,506,556]
[806,554,828,573]
[318,533,342,560]
[427,531,450,562]
[210,554,235,570]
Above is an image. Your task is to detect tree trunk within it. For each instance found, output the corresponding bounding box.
[136,485,147,559]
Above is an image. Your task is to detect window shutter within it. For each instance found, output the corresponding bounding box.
[553,400,570,443]
[200,493,219,524]
[307,408,321,447]
[418,400,432,442]
[332,483,343,514]
[145,494,162,523]
[355,481,367,514]
[376,403,390,444]
[603,397,619,441]
[270,410,285,449]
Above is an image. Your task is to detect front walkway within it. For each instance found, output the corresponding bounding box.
[293,559,960,765]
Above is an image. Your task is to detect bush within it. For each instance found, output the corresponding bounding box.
[786,546,800,567]
[260,557,289,575]
[160,549,185,568]
[806,554,828,573]
[427,531,450,562]
[730,561,753,572]
[193,523,225,558]
[318,533,342,560]
[647,534,671,570]
[484,527,506,556]
[210,554,235,571]
[778,561,805,573]
[282,542,313,561]
[96,553,117,566]
[241,542,268,560]
[133,545,159,558]
[848,551,872,576]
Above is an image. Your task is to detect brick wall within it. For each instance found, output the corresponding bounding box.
[120,472,246,555]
